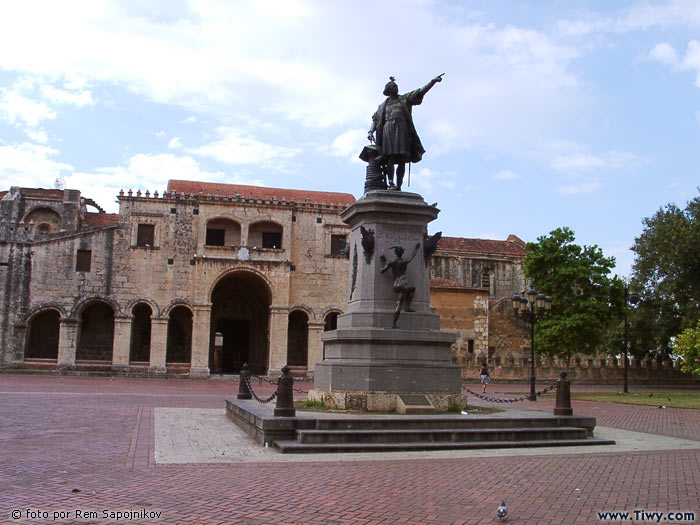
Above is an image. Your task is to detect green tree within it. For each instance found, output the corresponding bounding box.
[630,192,700,356]
[524,227,622,356]
[673,320,700,376]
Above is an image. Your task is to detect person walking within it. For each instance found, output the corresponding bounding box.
[480,364,490,393]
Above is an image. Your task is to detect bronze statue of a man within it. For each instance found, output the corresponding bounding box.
[380,242,421,328]
[368,74,443,191]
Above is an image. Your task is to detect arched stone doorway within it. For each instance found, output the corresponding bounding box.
[324,311,339,331]
[76,301,115,361]
[210,271,271,375]
[26,310,60,360]
[130,303,152,363]
[287,310,309,367]
[166,306,193,364]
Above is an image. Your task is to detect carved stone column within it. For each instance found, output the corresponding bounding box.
[112,315,132,370]
[190,303,211,378]
[149,317,168,375]
[57,318,78,370]
[307,321,325,374]
[268,305,289,373]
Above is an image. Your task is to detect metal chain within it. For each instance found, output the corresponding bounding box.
[243,374,277,404]
[250,373,308,395]
[462,381,559,404]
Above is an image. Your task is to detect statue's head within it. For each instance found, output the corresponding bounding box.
[383,76,398,97]
[393,245,405,257]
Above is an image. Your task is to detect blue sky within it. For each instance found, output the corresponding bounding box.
[1,0,699,276]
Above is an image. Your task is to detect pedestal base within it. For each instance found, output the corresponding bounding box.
[308,388,466,412]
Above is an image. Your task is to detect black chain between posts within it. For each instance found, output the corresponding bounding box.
[249,373,309,396]
[462,380,559,404]
[244,374,277,404]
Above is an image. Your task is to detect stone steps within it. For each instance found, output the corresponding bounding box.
[294,426,588,444]
[274,437,616,454]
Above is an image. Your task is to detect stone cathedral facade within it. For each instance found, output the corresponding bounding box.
[0,181,528,378]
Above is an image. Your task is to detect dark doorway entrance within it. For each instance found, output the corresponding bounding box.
[130,303,152,363]
[211,319,250,374]
[76,302,115,361]
[287,310,309,367]
[26,310,60,359]
[210,271,271,375]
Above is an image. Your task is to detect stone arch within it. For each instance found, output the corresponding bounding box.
[205,217,242,246]
[287,309,309,367]
[25,308,61,360]
[76,299,115,361]
[166,305,193,364]
[323,309,342,332]
[129,302,152,363]
[248,220,284,249]
[71,295,121,319]
[23,206,62,238]
[21,302,67,325]
[163,299,194,317]
[289,304,315,321]
[124,297,160,318]
[209,269,272,374]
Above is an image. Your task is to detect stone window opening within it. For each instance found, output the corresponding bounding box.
[287,310,309,367]
[481,271,491,289]
[76,249,92,272]
[249,221,283,249]
[205,219,241,247]
[330,234,347,257]
[467,339,474,353]
[324,311,339,331]
[136,224,155,247]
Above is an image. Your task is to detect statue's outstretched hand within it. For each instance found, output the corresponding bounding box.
[434,73,444,83]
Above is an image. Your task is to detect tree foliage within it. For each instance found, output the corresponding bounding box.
[673,320,700,376]
[630,192,700,356]
[524,227,622,356]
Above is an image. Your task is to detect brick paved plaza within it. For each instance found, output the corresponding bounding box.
[1,374,698,524]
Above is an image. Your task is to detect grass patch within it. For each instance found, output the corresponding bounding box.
[540,392,700,409]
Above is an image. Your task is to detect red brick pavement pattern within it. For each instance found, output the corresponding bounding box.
[1,374,699,524]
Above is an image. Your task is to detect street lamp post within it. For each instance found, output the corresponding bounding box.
[623,286,640,393]
[512,288,552,401]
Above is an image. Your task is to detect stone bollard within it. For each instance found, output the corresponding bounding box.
[237,363,252,400]
[553,370,573,416]
[274,365,296,417]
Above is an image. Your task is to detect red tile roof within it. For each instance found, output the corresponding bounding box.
[84,213,119,227]
[0,188,65,200]
[437,235,526,257]
[429,277,463,288]
[167,180,356,207]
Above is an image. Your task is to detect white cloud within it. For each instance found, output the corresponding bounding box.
[550,151,646,172]
[650,42,679,66]
[492,169,519,180]
[66,152,265,213]
[330,128,366,163]
[0,89,55,128]
[0,143,73,188]
[40,85,93,106]
[155,130,166,138]
[168,137,183,149]
[180,116,197,124]
[188,127,300,169]
[557,182,603,195]
[0,77,94,141]
[414,167,459,195]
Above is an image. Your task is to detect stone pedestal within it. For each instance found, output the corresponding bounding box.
[311,190,463,411]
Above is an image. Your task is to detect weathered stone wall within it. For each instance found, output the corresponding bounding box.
[430,286,489,367]
[461,355,700,385]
